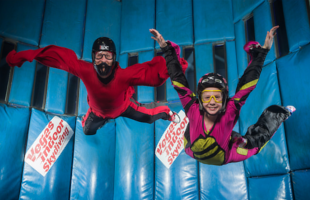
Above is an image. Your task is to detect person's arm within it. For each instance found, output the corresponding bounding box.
[230,26,278,111]
[6,45,82,77]
[125,29,188,87]
[149,28,196,116]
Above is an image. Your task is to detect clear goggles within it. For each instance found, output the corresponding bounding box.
[95,51,113,60]
[201,89,222,103]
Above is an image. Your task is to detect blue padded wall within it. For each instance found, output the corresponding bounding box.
[9,44,37,107]
[253,1,276,65]
[193,0,234,44]
[155,102,199,200]
[240,62,290,177]
[118,53,128,69]
[77,80,88,117]
[114,117,155,199]
[0,0,44,45]
[70,118,115,200]
[0,104,30,200]
[282,0,310,52]
[120,0,155,54]
[19,109,75,200]
[194,43,213,85]
[292,170,310,200]
[83,0,121,62]
[137,50,155,103]
[235,19,248,78]
[248,174,293,200]
[232,0,264,23]
[45,68,68,114]
[226,41,239,97]
[200,162,247,200]
[277,44,310,170]
[155,0,193,48]
[40,0,86,58]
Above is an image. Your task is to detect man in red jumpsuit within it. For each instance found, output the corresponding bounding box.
[6,31,188,135]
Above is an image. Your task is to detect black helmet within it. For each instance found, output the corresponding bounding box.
[197,73,229,115]
[92,37,116,76]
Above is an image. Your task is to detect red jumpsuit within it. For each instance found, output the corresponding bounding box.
[6,45,188,135]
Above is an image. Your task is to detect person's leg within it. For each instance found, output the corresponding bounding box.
[82,109,109,135]
[244,105,294,152]
[225,105,295,163]
[120,98,180,123]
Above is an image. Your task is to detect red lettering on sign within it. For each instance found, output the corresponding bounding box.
[157,144,162,155]
[35,144,41,154]
[48,121,54,130]
[162,138,166,147]
[57,125,62,133]
[39,135,47,148]
[53,132,58,140]
[59,120,64,128]
[43,146,50,157]
[27,148,36,162]
[48,137,54,148]
[43,162,49,172]
[168,156,173,165]
[180,121,185,129]
[40,154,45,162]
[176,128,181,136]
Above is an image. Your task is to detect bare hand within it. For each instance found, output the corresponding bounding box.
[262,26,279,49]
[150,29,167,48]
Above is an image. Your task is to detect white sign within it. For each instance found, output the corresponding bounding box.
[25,116,74,176]
[155,110,189,168]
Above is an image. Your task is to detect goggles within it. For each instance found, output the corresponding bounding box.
[201,89,222,103]
[95,51,113,60]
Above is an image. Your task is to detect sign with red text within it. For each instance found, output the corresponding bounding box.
[25,116,74,176]
[155,110,188,168]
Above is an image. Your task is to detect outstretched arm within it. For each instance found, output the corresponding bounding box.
[150,29,195,115]
[6,45,82,77]
[125,29,187,87]
[231,26,278,111]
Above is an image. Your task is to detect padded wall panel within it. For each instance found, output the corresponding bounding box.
[155,0,193,48]
[240,62,290,176]
[40,0,86,58]
[235,20,248,78]
[19,109,75,200]
[70,118,115,200]
[232,0,264,23]
[118,54,128,69]
[194,0,234,44]
[282,0,310,52]
[226,41,239,97]
[83,0,121,62]
[78,80,88,116]
[114,117,154,199]
[0,104,30,200]
[200,162,247,200]
[248,174,293,200]
[277,44,310,170]
[0,0,44,45]
[155,102,199,200]
[9,44,37,106]
[45,68,68,114]
[137,50,155,103]
[253,1,276,65]
[292,170,310,200]
[194,43,213,85]
[120,0,155,54]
